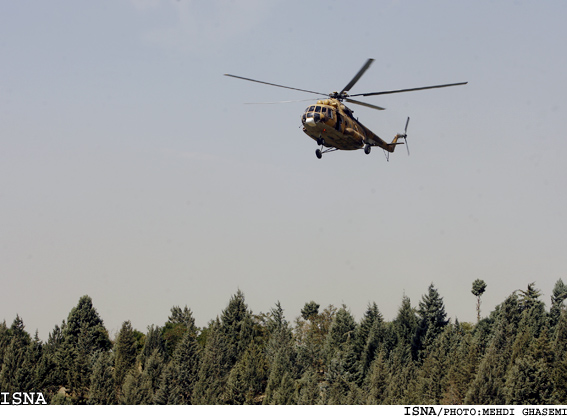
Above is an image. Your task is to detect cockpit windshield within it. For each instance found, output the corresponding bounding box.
[304,106,333,119]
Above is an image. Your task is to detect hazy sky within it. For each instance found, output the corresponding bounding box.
[2,0,566,340]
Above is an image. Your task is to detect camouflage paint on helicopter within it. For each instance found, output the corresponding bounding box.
[301,97,405,154]
[225,59,466,160]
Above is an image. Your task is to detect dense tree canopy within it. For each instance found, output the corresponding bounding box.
[1,282,566,405]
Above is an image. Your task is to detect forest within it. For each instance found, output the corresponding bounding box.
[1,280,567,405]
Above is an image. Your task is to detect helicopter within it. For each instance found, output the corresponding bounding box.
[224,59,467,160]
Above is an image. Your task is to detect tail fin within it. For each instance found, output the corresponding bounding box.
[388,117,410,154]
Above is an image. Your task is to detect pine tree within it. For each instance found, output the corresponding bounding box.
[219,290,255,369]
[504,328,555,404]
[550,279,567,329]
[35,323,66,401]
[356,303,384,382]
[323,346,359,404]
[295,304,337,374]
[263,303,297,405]
[0,315,31,393]
[383,349,418,404]
[263,351,296,404]
[191,291,257,404]
[465,294,521,404]
[63,335,92,403]
[119,368,153,405]
[415,324,460,404]
[162,305,197,357]
[323,306,359,400]
[88,351,116,405]
[325,306,357,359]
[518,282,543,311]
[140,325,166,366]
[505,355,554,404]
[391,295,418,359]
[552,309,567,402]
[113,321,139,395]
[442,327,479,405]
[41,296,112,403]
[265,302,294,367]
[510,290,548,365]
[63,295,111,354]
[154,363,176,405]
[414,284,449,361]
[140,349,165,403]
[380,297,420,404]
[12,331,42,393]
[0,321,10,372]
[364,350,388,404]
[295,367,321,405]
[270,371,296,404]
[191,319,227,404]
[164,328,201,404]
[223,343,268,404]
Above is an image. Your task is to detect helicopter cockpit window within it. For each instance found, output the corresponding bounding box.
[315,106,321,113]
[308,106,315,112]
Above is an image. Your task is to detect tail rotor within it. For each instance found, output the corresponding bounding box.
[402,117,410,155]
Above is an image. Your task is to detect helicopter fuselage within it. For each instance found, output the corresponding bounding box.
[301,98,395,153]
[225,57,466,159]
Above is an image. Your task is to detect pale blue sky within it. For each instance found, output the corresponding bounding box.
[2,0,566,339]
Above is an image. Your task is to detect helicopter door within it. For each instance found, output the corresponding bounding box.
[336,114,343,133]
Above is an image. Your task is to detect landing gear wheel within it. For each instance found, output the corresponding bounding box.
[315,149,322,159]
[364,144,372,155]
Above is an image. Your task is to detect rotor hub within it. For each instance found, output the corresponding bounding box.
[330,91,348,101]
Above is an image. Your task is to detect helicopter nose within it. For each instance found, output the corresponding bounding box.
[305,116,316,127]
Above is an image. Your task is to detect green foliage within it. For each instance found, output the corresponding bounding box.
[158,329,201,404]
[295,368,320,404]
[465,294,522,404]
[364,350,388,404]
[355,302,383,365]
[301,301,320,321]
[550,278,567,328]
[414,284,449,361]
[4,284,567,405]
[472,279,487,322]
[0,316,32,393]
[471,279,487,297]
[64,295,111,354]
[88,351,116,405]
[504,328,556,405]
[162,305,197,356]
[113,320,140,394]
[223,343,268,404]
[191,319,227,404]
[323,306,359,394]
[263,302,298,404]
[391,295,418,359]
[295,304,336,374]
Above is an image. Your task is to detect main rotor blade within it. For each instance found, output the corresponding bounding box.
[350,81,468,97]
[345,98,386,111]
[245,98,325,104]
[341,58,375,94]
[224,74,327,96]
